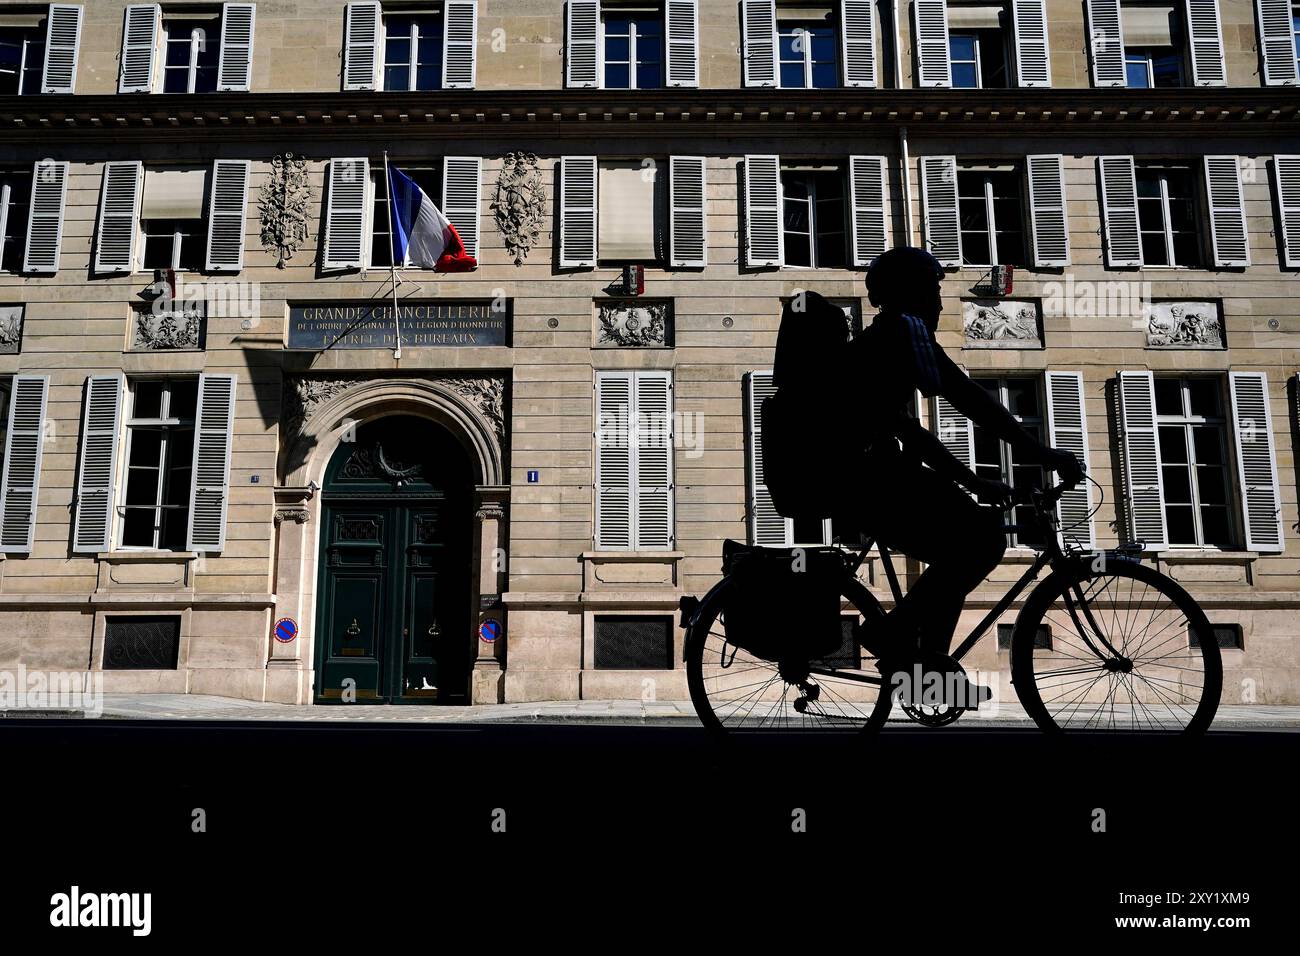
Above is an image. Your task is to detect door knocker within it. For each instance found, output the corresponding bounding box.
[345,618,361,638]
[427,619,441,638]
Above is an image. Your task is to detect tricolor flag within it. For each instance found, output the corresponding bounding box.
[388,164,477,272]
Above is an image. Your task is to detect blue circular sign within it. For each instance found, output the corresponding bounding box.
[479,619,500,643]
[274,617,298,644]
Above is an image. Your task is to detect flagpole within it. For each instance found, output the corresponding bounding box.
[383,150,402,360]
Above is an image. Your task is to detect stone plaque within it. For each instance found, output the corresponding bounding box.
[0,305,23,354]
[288,300,509,350]
[1145,301,1223,349]
[595,299,672,347]
[962,299,1042,349]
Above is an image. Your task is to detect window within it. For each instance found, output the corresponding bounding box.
[778,20,837,88]
[1295,4,1300,79]
[1120,2,1184,88]
[0,167,32,273]
[957,167,1026,266]
[1154,377,1233,548]
[602,9,664,89]
[369,165,440,268]
[972,377,1046,547]
[120,378,198,551]
[598,160,664,263]
[594,370,674,551]
[383,12,442,91]
[0,20,44,94]
[949,31,1008,88]
[781,169,846,268]
[139,167,208,271]
[1135,164,1200,267]
[1124,47,1182,87]
[161,13,220,93]
[103,616,181,669]
[1188,622,1243,649]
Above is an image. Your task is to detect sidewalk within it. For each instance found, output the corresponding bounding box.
[3,694,1300,727]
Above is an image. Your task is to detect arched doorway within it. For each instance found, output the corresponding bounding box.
[313,415,473,703]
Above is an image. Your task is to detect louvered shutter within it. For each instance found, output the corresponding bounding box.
[42,4,83,93]
[665,0,698,87]
[741,0,777,87]
[566,0,600,88]
[1085,0,1124,87]
[343,1,381,91]
[187,373,236,552]
[634,371,674,550]
[921,155,960,267]
[1097,156,1142,267]
[932,394,974,468]
[1273,155,1300,267]
[1012,0,1051,87]
[1117,371,1168,551]
[442,156,481,262]
[849,155,888,267]
[595,371,632,550]
[1228,372,1284,553]
[559,156,597,268]
[1184,0,1226,86]
[321,158,368,270]
[841,0,877,88]
[72,374,124,554]
[1026,154,1070,267]
[1045,371,1095,550]
[745,371,791,546]
[217,3,255,91]
[93,161,142,274]
[0,376,50,554]
[1203,155,1250,267]
[1256,0,1300,86]
[669,156,706,268]
[205,159,250,271]
[442,0,477,89]
[743,154,782,268]
[23,160,69,274]
[118,4,160,93]
[913,0,952,88]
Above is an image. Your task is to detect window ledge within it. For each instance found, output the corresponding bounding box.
[97,551,197,562]
[1155,550,1255,565]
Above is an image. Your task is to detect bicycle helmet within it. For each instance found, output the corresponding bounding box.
[865,246,944,309]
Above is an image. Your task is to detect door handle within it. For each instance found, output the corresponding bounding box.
[345,618,361,638]
[427,619,441,638]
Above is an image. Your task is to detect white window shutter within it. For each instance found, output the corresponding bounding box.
[1228,372,1284,553]
[743,154,782,268]
[932,394,974,468]
[665,0,699,87]
[566,0,600,88]
[93,161,142,274]
[0,376,50,555]
[634,371,674,550]
[442,156,481,261]
[669,155,707,268]
[920,155,960,267]
[72,374,124,554]
[1256,0,1300,86]
[322,158,368,270]
[1273,155,1300,267]
[1097,155,1142,267]
[595,371,632,550]
[1117,370,1168,551]
[559,156,597,268]
[42,4,83,93]
[119,4,160,93]
[205,159,250,271]
[442,0,478,89]
[741,0,778,87]
[1184,0,1226,86]
[1011,0,1051,87]
[1203,155,1250,267]
[343,1,381,91]
[188,373,236,553]
[1026,154,1070,267]
[217,3,256,91]
[745,371,792,546]
[23,160,69,274]
[849,155,888,267]
[1085,0,1125,87]
[1045,371,1096,550]
[913,0,952,88]
[841,0,877,88]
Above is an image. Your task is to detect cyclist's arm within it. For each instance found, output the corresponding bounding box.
[894,416,981,488]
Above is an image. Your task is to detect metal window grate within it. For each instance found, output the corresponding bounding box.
[1189,623,1243,649]
[103,616,181,670]
[594,616,673,669]
[814,617,862,670]
[997,623,1051,650]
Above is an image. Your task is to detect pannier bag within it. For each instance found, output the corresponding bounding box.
[720,539,846,662]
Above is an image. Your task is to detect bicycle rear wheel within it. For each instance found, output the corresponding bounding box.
[1010,559,1222,733]
[684,578,893,735]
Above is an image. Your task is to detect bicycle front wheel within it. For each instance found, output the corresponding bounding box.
[1010,559,1222,733]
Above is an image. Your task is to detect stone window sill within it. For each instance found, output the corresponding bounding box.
[97,551,197,562]
[1155,550,1255,565]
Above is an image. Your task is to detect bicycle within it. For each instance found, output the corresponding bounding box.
[681,479,1223,734]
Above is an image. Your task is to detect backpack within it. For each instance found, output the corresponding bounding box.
[761,292,853,522]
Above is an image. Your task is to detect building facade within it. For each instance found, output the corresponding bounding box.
[0,0,1297,705]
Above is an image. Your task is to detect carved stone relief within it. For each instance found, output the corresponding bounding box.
[491,152,546,266]
[132,303,203,351]
[259,152,313,268]
[596,300,671,347]
[962,299,1042,349]
[1145,301,1224,349]
[0,305,23,354]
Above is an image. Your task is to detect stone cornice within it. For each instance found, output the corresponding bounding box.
[0,89,1297,143]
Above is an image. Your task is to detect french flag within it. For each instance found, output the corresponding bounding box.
[388,164,477,272]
